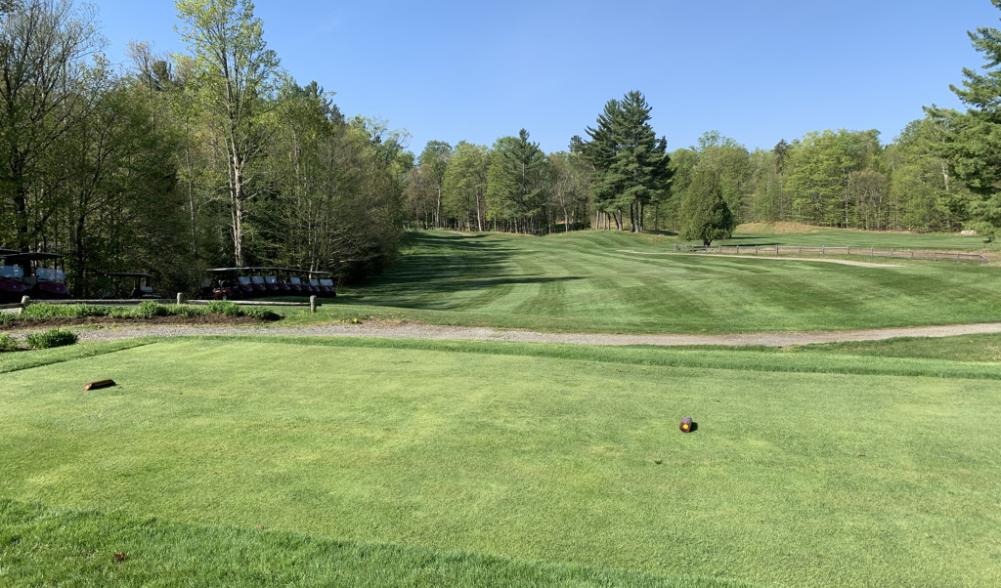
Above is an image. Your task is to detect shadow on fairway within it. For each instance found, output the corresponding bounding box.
[339,232,583,306]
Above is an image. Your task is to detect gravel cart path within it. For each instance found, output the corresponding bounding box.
[17,320,1001,347]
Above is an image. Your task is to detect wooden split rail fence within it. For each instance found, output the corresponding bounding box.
[674,244,989,264]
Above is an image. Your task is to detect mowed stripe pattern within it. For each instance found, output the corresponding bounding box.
[337,231,1001,333]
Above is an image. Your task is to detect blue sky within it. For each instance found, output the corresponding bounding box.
[91,0,997,153]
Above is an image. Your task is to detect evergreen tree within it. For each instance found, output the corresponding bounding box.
[928,0,1001,237]
[485,129,548,233]
[581,91,672,232]
[680,169,735,246]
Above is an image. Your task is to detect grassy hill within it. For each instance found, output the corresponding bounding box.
[3,337,1000,587]
[313,230,1001,333]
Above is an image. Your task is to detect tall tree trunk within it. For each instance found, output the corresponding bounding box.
[229,148,246,267]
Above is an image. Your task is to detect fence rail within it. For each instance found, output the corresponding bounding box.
[674,244,989,264]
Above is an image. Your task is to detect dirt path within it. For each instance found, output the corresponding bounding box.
[615,249,902,269]
[23,320,1001,348]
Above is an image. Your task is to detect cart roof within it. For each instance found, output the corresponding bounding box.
[206,266,315,274]
[0,252,63,262]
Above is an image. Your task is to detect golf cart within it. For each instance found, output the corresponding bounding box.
[0,248,27,303]
[310,270,338,298]
[0,252,70,299]
[310,270,337,298]
[205,267,248,300]
[102,271,159,299]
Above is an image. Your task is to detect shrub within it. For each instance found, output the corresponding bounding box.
[133,301,172,319]
[22,304,110,320]
[207,300,243,318]
[0,333,18,352]
[242,307,282,321]
[26,329,78,350]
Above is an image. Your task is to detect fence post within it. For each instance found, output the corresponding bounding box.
[20,295,31,308]
[310,295,318,313]
[821,246,825,255]
[176,292,186,305]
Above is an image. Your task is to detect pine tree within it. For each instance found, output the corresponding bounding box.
[680,169,735,246]
[928,0,1001,236]
[581,91,672,232]
[485,129,548,233]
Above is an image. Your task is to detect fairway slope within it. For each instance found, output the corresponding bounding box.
[323,231,1001,334]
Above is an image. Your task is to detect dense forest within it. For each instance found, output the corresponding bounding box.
[4,0,1001,295]
[0,0,410,295]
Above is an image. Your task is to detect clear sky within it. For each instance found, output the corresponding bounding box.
[90,0,997,154]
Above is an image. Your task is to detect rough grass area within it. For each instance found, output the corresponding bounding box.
[303,231,1001,333]
[801,332,1001,362]
[0,301,281,329]
[3,338,999,587]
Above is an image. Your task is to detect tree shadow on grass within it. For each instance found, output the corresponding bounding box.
[343,232,582,306]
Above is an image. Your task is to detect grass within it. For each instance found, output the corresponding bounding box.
[718,222,997,250]
[802,332,1001,362]
[0,301,281,327]
[3,337,1000,586]
[292,230,1001,334]
[1,500,724,588]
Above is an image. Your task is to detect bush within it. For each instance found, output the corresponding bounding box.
[26,329,78,350]
[0,333,18,352]
[131,301,172,319]
[21,304,110,320]
[242,307,282,321]
[207,300,243,318]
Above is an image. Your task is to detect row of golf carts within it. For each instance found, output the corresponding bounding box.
[0,250,162,302]
[0,250,70,302]
[202,267,337,300]
[1,249,337,303]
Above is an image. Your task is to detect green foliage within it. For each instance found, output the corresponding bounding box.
[581,91,672,232]
[680,169,736,245]
[132,301,173,318]
[4,302,283,326]
[485,130,550,231]
[925,2,1001,236]
[442,142,488,231]
[21,304,109,320]
[206,300,242,317]
[241,307,282,321]
[0,333,18,352]
[784,129,883,226]
[25,329,78,349]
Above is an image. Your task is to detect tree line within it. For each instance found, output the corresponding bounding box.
[408,105,978,241]
[0,0,410,295]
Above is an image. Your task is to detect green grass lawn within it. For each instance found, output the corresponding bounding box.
[717,223,997,250]
[3,337,1000,586]
[297,230,1001,333]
